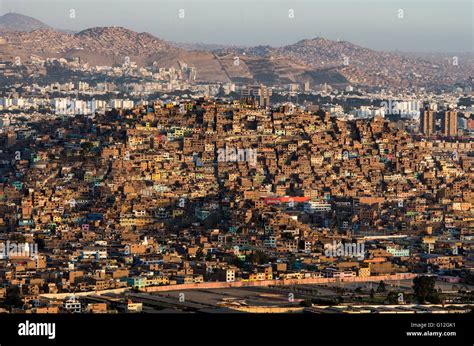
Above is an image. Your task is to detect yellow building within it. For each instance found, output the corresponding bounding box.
[358,267,371,277]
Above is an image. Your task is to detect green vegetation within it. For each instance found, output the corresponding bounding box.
[248,250,269,265]
[4,285,23,309]
[376,280,386,293]
[413,276,441,304]
[386,292,399,304]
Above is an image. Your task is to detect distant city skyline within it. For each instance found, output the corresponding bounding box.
[0,0,472,52]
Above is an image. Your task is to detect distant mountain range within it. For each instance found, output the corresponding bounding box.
[0,12,472,88]
[0,12,52,32]
[0,12,76,34]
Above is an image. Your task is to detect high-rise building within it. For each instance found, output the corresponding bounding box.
[6,130,16,147]
[241,85,272,108]
[303,81,311,92]
[419,106,436,136]
[441,109,457,136]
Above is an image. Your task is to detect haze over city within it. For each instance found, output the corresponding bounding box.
[0,0,472,52]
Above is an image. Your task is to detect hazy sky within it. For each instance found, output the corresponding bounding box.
[0,0,472,52]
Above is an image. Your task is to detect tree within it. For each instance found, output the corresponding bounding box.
[4,286,23,309]
[81,142,94,151]
[376,280,386,293]
[386,292,399,304]
[413,276,440,303]
[249,250,269,264]
[230,255,244,268]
